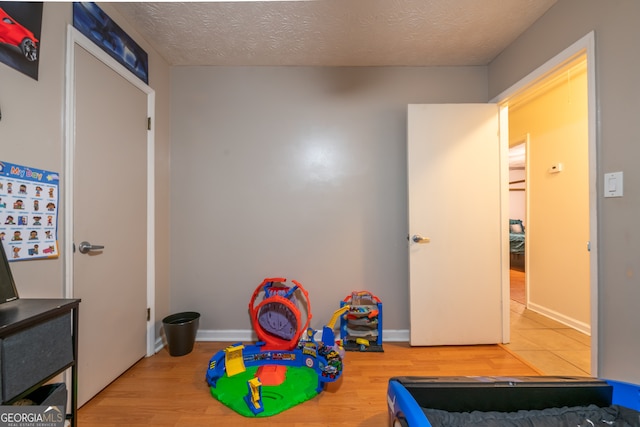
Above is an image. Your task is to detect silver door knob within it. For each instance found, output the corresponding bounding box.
[412,234,431,244]
[78,241,105,254]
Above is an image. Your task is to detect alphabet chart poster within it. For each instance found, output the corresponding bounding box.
[0,161,59,261]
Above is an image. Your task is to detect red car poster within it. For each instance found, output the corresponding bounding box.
[0,2,43,80]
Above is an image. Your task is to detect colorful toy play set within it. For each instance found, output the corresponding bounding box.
[206,277,348,417]
[340,291,383,352]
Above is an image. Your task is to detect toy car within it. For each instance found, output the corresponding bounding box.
[0,7,39,62]
[355,338,370,351]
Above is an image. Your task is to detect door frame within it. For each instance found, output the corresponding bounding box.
[492,31,597,375]
[63,25,156,357]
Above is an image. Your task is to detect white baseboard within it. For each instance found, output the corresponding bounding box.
[196,329,410,342]
[527,302,591,336]
[382,329,410,342]
[153,329,410,354]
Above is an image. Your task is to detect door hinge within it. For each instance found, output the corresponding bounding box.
[147,307,151,321]
[147,117,151,130]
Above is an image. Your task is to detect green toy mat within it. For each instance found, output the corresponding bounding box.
[210,366,319,417]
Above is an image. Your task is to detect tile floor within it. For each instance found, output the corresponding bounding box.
[504,298,591,376]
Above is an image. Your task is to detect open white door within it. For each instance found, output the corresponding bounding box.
[408,104,504,346]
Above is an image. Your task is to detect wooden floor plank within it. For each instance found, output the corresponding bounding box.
[78,341,539,426]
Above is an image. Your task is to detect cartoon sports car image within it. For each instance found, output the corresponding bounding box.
[0,7,39,62]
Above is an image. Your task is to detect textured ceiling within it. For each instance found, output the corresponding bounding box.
[113,0,557,67]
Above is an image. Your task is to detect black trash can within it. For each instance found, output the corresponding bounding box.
[162,311,200,356]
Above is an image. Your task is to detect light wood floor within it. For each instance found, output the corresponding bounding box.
[77,270,590,425]
[505,269,591,376]
[78,341,540,426]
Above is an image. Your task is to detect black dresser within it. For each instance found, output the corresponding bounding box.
[0,298,80,427]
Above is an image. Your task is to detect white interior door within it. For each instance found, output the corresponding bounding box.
[73,44,148,406]
[408,104,504,346]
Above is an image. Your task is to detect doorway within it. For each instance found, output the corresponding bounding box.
[498,40,594,375]
[508,140,526,306]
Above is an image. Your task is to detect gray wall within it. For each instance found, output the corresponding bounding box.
[489,0,640,383]
[0,3,67,299]
[170,66,487,333]
[0,3,172,337]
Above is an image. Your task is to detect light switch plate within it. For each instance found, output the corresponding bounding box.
[604,171,623,198]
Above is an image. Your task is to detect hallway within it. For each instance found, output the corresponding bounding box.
[504,270,591,376]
